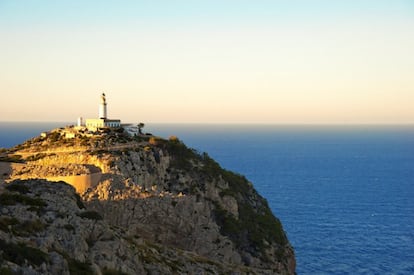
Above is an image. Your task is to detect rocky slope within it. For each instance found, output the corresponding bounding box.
[0,128,295,274]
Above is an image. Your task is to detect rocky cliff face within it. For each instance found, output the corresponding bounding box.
[0,128,295,274]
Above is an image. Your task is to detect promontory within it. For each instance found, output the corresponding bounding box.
[0,126,295,274]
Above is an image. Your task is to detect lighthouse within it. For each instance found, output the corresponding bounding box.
[99,93,107,119]
[85,93,121,131]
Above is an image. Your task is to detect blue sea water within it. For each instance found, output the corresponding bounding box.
[1,122,413,274]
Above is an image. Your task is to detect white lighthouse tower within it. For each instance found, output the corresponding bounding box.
[85,93,121,131]
[99,93,107,119]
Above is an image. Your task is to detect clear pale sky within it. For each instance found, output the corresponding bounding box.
[1,0,413,124]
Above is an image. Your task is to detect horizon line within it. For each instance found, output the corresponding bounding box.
[0,120,413,126]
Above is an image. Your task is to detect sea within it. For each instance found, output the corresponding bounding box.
[1,122,413,275]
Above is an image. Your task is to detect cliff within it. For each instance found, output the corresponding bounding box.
[0,127,295,274]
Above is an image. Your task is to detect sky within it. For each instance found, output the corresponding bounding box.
[0,0,413,124]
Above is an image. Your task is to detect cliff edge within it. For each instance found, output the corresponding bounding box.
[0,127,295,274]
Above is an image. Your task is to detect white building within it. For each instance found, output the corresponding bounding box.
[85,93,121,131]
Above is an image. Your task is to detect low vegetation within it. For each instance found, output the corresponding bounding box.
[162,138,201,170]
[0,218,46,237]
[102,267,129,275]
[160,137,288,261]
[0,193,47,208]
[212,198,287,260]
[0,239,49,266]
[0,216,19,232]
[74,193,86,209]
[0,154,24,163]
[5,183,30,194]
[78,211,103,221]
[25,153,49,162]
[67,257,93,275]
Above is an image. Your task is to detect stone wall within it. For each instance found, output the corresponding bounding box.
[43,172,102,193]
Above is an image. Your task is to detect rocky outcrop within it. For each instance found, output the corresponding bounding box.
[1,129,296,274]
[1,180,261,274]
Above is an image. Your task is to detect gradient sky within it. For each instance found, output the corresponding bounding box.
[1,0,413,124]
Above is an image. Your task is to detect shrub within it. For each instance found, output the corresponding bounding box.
[114,127,125,133]
[64,224,75,231]
[0,217,46,236]
[48,132,61,142]
[25,153,48,162]
[0,155,23,163]
[78,211,103,220]
[0,239,49,266]
[200,153,222,177]
[213,203,241,236]
[80,139,90,146]
[0,267,13,275]
[74,194,85,209]
[102,267,129,275]
[12,219,46,236]
[90,149,107,156]
[67,257,93,275]
[0,216,19,232]
[0,193,47,208]
[164,139,200,170]
[5,183,30,194]
[213,196,287,261]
